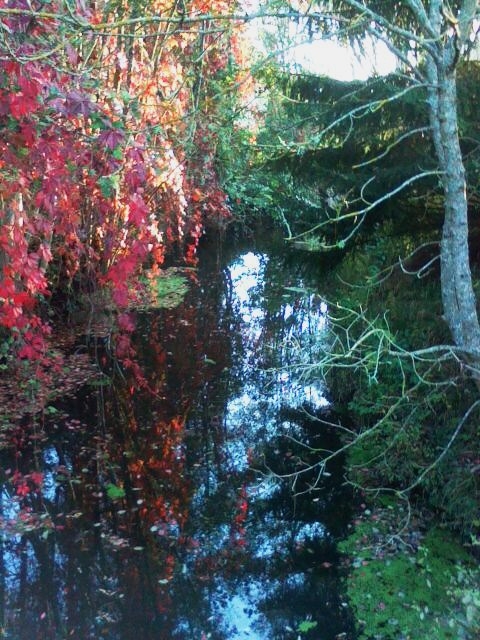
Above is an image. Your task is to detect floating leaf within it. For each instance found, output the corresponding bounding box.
[106,483,125,500]
[297,620,318,633]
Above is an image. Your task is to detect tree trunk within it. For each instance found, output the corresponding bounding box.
[428,53,480,371]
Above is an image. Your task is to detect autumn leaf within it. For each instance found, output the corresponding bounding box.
[63,90,95,116]
[118,312,136,332]
[98,128,126,150]
[9,76,41,119]
[128,194,148,225]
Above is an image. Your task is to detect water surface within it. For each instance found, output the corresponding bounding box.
[0,231,355,639]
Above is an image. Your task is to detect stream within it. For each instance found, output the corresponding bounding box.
[0,230,355,639]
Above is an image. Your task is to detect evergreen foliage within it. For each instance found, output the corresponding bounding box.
[228,52,480,539]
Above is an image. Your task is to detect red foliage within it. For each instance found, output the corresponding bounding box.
[0,0,241,362]
[11,470,44,497]
[229,485,249,548]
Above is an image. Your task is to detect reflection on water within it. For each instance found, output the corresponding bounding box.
[0,234,355,639]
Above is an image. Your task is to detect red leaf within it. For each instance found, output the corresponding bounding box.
[128,194,148,225]
[63,90,95,116]
[98,128,125,150]
[16,483,30,497]
[118,312,135,332]
[9,76,40,118]
[191,189,203,202]
[112,287,130,308]
[9,94,33,119]
[20,122,37,147]
[30,472,44,488]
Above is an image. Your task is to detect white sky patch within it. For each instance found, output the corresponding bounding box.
[290,36,398,80]
[213,582,271,640]
[252,518,327,560]
[303,383,329,407]
[245,1,397,81]
[230,252,266,326]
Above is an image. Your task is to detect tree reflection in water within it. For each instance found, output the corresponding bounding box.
[0,234,355,639]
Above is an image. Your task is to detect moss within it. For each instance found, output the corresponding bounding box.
[138,268,190,309]
[341,523,478,639]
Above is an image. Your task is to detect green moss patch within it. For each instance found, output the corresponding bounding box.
[137,268,190,309]
[340,517,479,639]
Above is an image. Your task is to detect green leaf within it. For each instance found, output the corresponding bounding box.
[89,112,108,131]
[98,175,120,198]
[112,146,123,160]
[297,620,318,633]
[44,405,59,415]
[88,376,112,387]
[106,483,125,500]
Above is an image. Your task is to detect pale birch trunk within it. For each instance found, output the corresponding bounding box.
[425,0,480,373]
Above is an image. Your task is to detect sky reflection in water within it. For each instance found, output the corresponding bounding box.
[182,250,351,640]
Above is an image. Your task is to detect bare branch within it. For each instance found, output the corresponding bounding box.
[458,0,480,46]
[338,241,440,290]
[400,398,480,494]
[404,0,437,38]
[287,170,440,245]
[368,24,426,80]
[338,0,439,55]
[281,84,425,155]
[352,127,431,169]
[0,7,336,31]
[399,253,439,279]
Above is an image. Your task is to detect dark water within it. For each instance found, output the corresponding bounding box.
[0,231,355,639]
